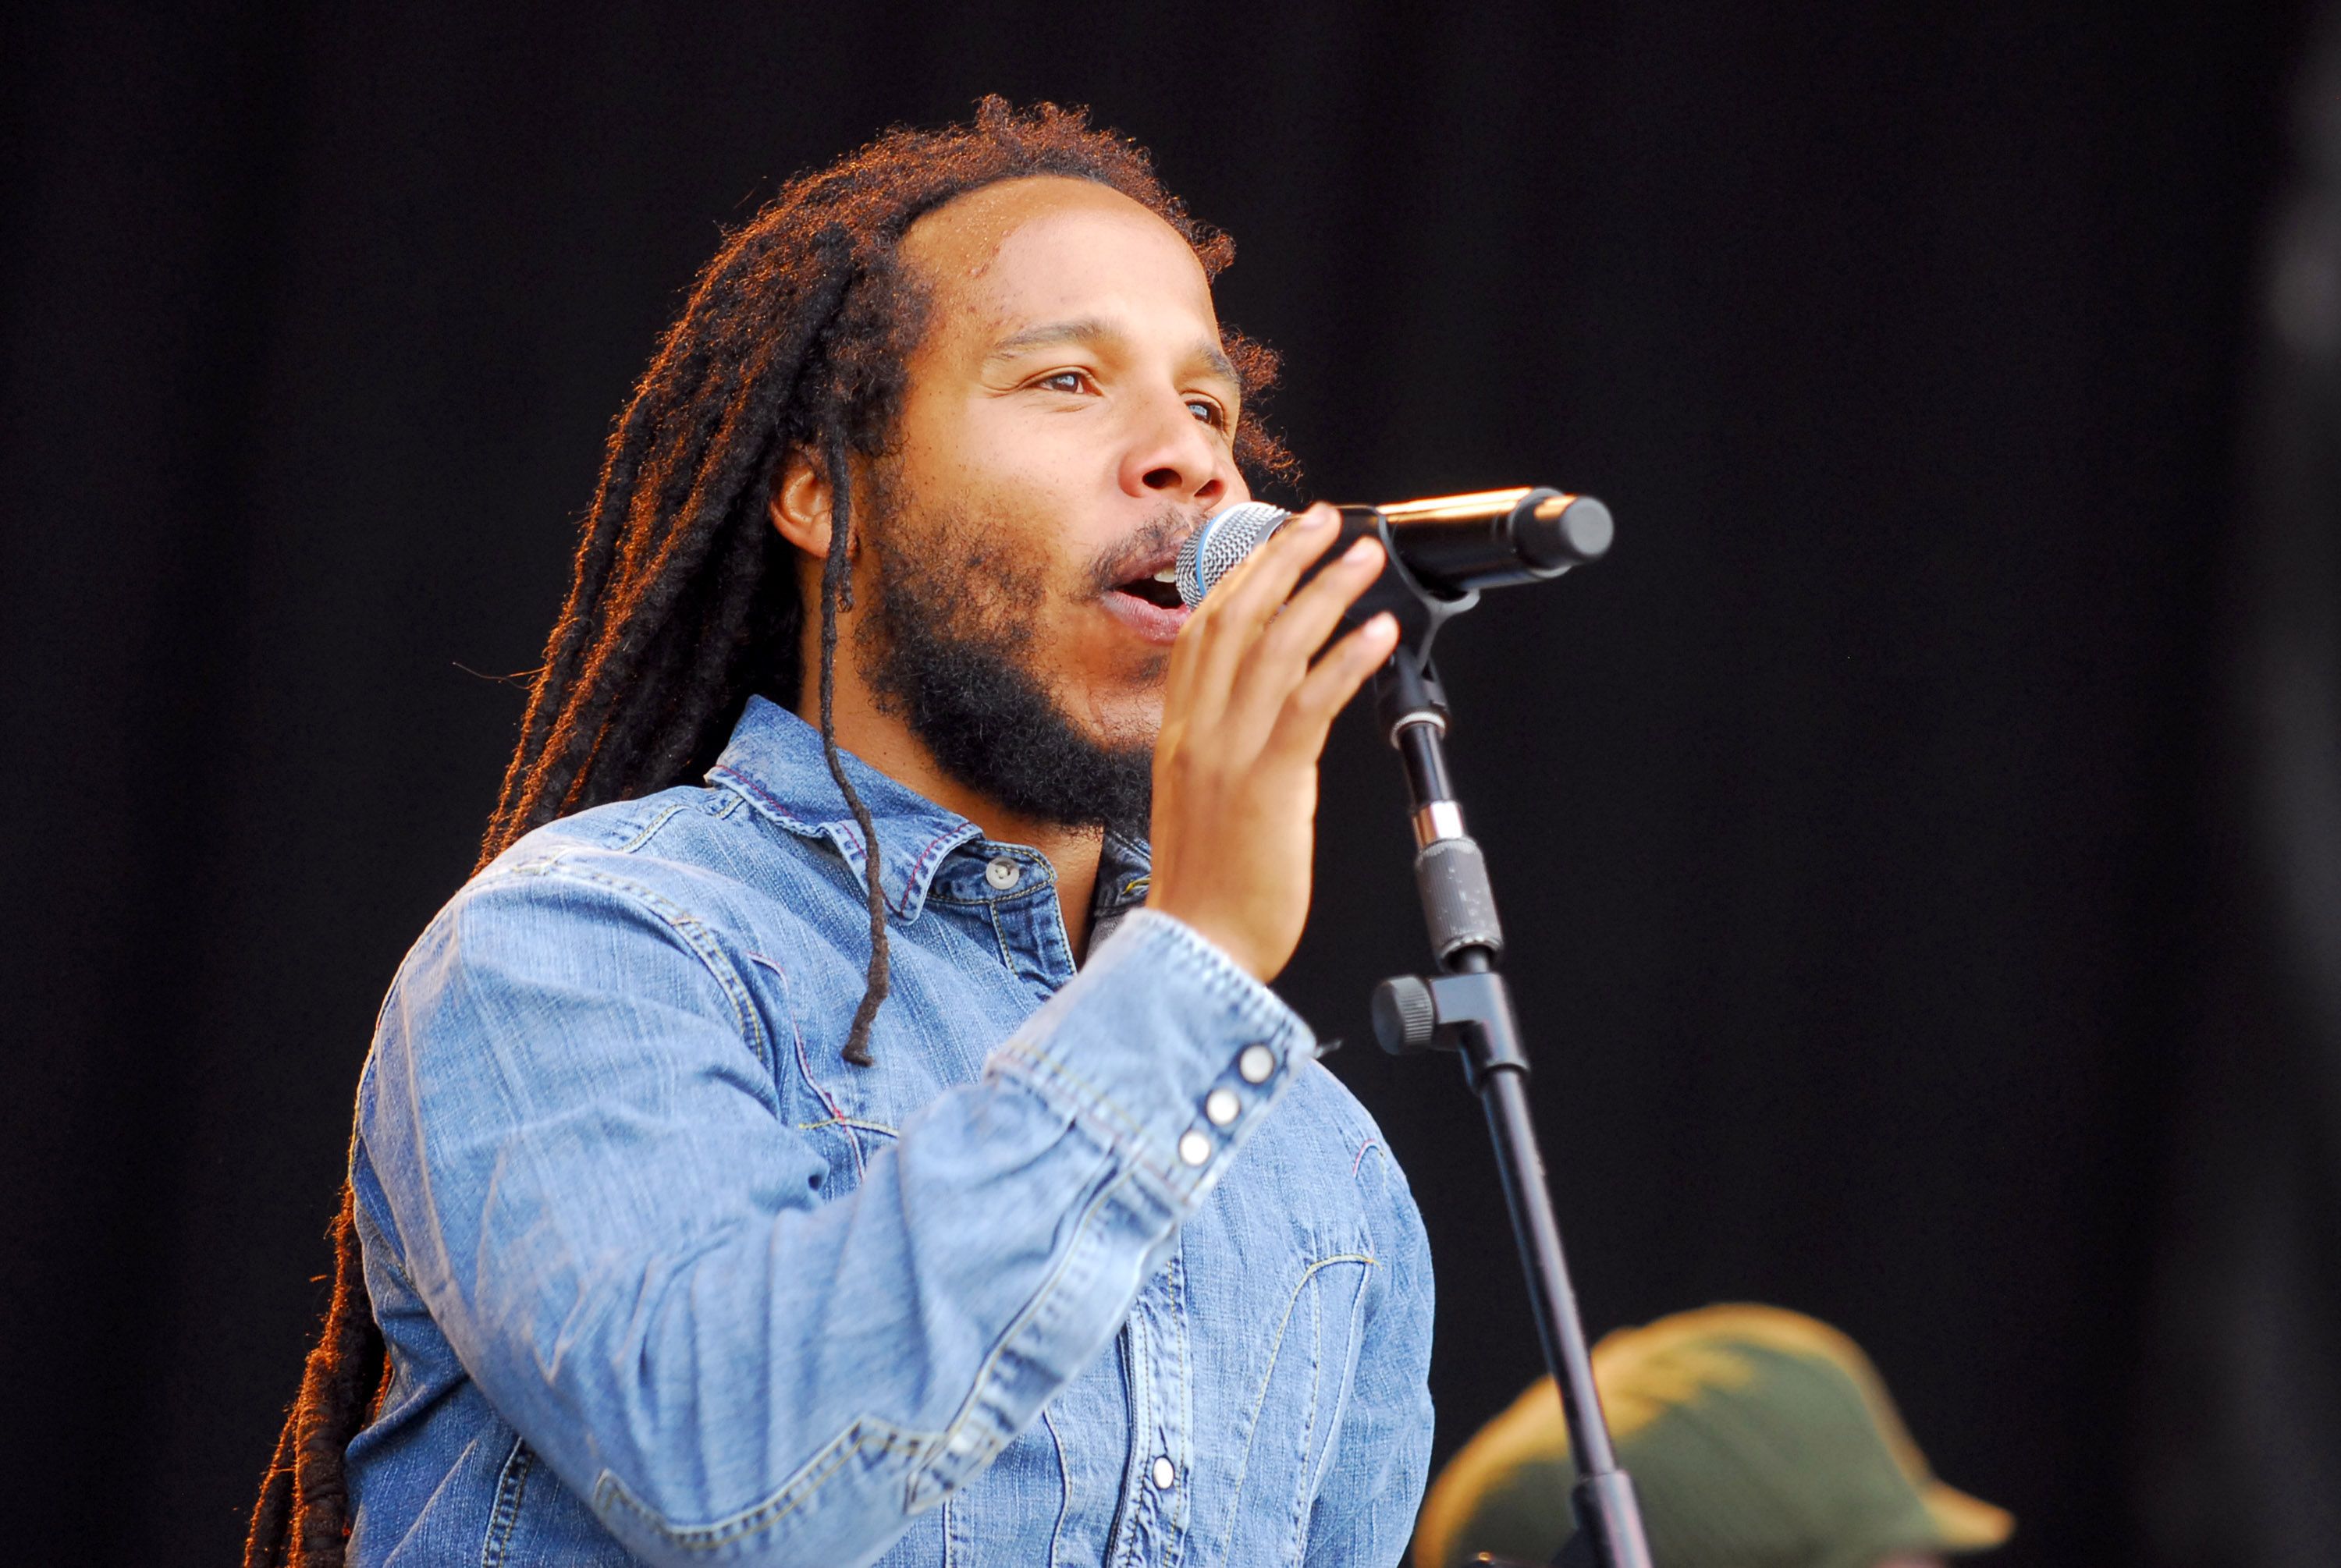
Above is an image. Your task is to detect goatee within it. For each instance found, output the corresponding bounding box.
[854,480,1175,837]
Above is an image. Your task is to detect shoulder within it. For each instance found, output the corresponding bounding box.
[425,779,864,967]
[368,783,829,1078]
[474,782,780,912]
[359,785,834,1155]
[1288,1059,1419,1211]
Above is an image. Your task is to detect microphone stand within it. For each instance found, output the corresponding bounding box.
[1359,533,1651,1568]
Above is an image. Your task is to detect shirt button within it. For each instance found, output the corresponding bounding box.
[984,857,1021,890]
[1178,1129,1213,1167]
[1151,1456,1176,1489]
[1237,1044,1277,1084]
[1204,1087,1241,1126]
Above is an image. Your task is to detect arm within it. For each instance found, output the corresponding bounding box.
[364,883,1302,1568]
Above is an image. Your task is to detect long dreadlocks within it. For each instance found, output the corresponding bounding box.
[245,97,1295,1568]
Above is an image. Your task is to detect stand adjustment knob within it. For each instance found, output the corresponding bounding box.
[1371,976,1439,1055]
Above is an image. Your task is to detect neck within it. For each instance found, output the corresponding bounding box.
[800,670,1106,956]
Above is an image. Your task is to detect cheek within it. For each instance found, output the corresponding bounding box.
[936,397,1107,498]
[918,406,1117,575]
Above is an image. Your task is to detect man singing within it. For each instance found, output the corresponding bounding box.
[247,98,1435,1568]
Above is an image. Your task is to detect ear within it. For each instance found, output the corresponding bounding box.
[767,448,836,558]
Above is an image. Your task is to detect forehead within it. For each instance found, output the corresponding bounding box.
[899,176,1220,358]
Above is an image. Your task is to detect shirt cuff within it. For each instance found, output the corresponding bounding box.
[986,908,1316,1210]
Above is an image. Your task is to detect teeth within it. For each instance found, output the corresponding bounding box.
[1153,566,1178,583]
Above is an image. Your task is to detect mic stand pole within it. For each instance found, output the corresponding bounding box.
[1364,585,1651,1568]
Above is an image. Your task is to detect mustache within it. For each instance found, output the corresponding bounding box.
[1082,506,1199,598]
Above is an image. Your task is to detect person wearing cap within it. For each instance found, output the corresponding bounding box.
[1412,1304,2013,1568]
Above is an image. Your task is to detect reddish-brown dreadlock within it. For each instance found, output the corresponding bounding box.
[244,97,1293,1568]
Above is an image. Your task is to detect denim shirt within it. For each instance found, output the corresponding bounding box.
[346,697,1435,1567]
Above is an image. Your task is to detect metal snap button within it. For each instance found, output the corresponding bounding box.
[1151,1455,1175,1489]
[1178,1129,1213,1167]
[984,857,1021,890]
[1237,1043,1277,1084]
[1204,1087,1241,1126]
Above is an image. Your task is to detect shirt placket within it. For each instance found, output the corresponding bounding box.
[1105,1252,1192,1568]
[976,846,1198,1567]
[979,847,1075,994]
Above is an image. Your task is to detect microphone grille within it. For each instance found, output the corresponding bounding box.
[1176,502,1292,607]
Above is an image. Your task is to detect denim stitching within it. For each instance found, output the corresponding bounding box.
[711,765,977,920]
[1211,1254,1378,1568]
[1283,1274,1327,1559]
[993,1028,1295,1197]
[1303,1262,1377,1506]
[1169,1247,1194,1563]
[990,1046,1158,1154]
[480,1435,534,1568]
[1040,1405,1073,1568]
[923,859,1064,911]
[592,1416,938,1552]
[750,949,865,1180]
[490,858,775,1086]
[615,800,690,855]
[706,767,818,835]
[1125,914,1304,1036]
[891,823,977,917]
[1116,1307,1154,1568]
[912,1167,1140,1503]
[990,914,1301,1127]
[794,1115,900,1139]
[984,902,1018,974]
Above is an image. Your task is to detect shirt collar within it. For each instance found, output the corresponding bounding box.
[1094,827,1153,912]
[707,697,985,923]
[707,697,1157,926]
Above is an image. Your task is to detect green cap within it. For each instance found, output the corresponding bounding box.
[1413,1304,2013,1568]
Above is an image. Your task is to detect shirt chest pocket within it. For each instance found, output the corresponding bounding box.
[748,949,1004,1196]
[1185,1219,1381,1567]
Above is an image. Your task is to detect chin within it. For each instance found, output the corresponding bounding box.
[1078,693,1164,753]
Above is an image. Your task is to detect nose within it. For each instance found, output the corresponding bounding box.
[1117,389,1234,513]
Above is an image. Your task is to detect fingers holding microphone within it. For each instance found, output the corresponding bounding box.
[1148,504,1400,983]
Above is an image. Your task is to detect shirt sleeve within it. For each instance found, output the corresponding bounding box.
[358,864,1312,1568]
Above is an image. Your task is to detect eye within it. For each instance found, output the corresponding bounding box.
[1033,370,1092,395]
[1186,397,1229,431]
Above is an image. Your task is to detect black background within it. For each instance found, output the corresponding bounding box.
[2,5,2325,1564]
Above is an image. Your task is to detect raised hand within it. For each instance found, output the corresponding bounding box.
[1145,505,1400,981]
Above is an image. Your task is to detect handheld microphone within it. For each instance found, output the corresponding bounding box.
[1174,486,1614,608]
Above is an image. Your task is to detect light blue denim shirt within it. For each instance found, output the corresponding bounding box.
[346,697,1435,1566]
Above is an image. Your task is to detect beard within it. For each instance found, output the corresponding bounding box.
[852,474,1185,837]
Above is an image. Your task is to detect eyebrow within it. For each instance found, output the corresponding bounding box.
[983,316,1239,385]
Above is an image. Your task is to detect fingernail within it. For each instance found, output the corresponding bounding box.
[1344,537,1379,562]
[1297,509,1336,530]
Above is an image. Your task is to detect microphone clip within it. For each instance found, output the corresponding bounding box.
[1343,506,1476,741]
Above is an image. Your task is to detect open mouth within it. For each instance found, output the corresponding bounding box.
[1112,566,1185,611]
